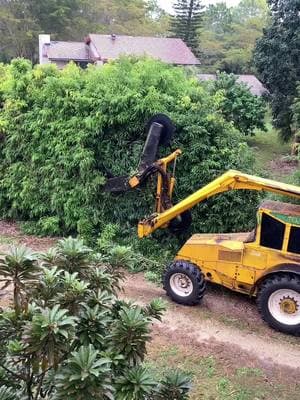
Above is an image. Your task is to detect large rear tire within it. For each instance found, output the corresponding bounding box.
[163,260,206,305]
[257,273,300,335]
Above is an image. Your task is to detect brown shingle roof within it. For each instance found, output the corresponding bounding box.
[88,34,200,65]
[48,41,90,61]
[198,74,268,96]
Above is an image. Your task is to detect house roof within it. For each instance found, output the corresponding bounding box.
[47,41,90,61]
[88,34,200,65]
[198,74,268,96]
[236,75,268,96]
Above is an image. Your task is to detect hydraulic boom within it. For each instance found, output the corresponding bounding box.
[138,169,300,238]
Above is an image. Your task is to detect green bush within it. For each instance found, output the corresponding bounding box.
[0,238,190,399]
[0,58,260,242]
[207,72,267,136]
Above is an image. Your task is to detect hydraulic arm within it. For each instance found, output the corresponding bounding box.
[138,169,300,238]
[104,115,181,215]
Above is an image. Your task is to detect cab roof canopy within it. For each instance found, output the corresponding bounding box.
[260,200,300,216]
[259,200,300,226]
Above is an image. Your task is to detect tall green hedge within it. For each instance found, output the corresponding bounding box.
[0,58,260,240]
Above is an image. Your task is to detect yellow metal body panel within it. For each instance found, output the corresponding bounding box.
[174,208,300,296]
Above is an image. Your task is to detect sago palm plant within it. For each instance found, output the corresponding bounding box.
[55,237,92,277]
[0,246,38,314]
[154,371,192,400]
[76,304,112,348]
[115,366,157,400]
[54,345,114,400]
[23,304,77,370]
[111,305,151,366]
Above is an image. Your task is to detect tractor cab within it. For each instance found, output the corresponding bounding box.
[255,200,300,254]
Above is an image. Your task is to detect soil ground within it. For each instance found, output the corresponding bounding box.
[123,273,300,399]
[247,125,297,180]
[0,221,300,399]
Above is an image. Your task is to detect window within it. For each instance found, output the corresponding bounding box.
[287,226,300,254]
[260,213,285,250]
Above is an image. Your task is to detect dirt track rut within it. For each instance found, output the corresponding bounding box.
[123,273,300,372]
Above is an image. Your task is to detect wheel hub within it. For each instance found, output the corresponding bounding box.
[170,273,193,297]
[178,275,189,288]
[268,288,300,326]
[280,296,298,315]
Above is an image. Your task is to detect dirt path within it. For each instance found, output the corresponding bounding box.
[123,273,300,375]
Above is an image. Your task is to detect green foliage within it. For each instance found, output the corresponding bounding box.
[155,371,191,399]
[208,72,267,135]
[97,225,163,273]
[254,0,300,140]
[0,386,15,400]
[0,57,259,242]
[55,237,92,276]
[292,84,300,133]
[144,271,160,284]
[0,240,190,399]
[144,298,166,322]
[23,305,77,369]
[170,0,204,56]
[0,246,38,314]
[116,366,157,400]
[55,345,113,400]
[111,305,151,366]
[200,0,268,73]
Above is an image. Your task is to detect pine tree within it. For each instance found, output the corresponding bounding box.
[170,0,204,55]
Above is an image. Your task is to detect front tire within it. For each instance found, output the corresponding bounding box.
[163,260,206,305]
[257,274,300,335]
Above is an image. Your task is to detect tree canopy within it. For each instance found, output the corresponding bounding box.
[254,0,300,140]
[200,0,268,73]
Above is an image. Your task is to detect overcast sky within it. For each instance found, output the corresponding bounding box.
[157,0,240,13]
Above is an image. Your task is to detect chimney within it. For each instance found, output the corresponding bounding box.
[39,34,51,64]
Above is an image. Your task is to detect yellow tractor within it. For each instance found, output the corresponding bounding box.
[105,116,300,335]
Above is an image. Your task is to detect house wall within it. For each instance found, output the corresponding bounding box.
[51,60,69,69]
[39,34,51,64]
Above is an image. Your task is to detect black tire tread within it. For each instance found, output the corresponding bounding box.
[163,260,206,306]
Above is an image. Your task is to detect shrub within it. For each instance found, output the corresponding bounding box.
[0,238,190,399]
[0,57,260,242]
[207,72,267,136]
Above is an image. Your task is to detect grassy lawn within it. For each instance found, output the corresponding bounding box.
[146,339,300,400]
[246,121,292,178]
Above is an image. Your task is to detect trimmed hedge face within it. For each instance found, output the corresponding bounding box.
[0,58,260,239]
